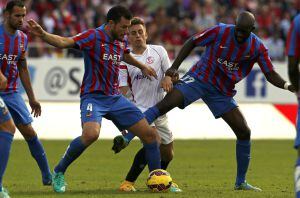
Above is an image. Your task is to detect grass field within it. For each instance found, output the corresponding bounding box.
[4,140,295,198]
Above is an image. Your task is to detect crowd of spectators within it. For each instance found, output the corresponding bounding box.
[1,0,299,61]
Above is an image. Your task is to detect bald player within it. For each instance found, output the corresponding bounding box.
[113,11,295,191]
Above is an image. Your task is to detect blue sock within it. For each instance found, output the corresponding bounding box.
[143,141,161,171]
[144,106,160,124]
[0,132,13,190]
[54,136,86,173]
[124,106,161,143]
[295,158,300,198]
[235,139,251,186]
[123,132,135,143]
[26,136,51,179]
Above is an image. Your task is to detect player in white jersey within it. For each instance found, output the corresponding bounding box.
[119,44,170,111]
[116,17,181,192]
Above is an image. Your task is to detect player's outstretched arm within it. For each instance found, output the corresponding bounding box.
[27,19,75,49]
[166,37,195,75]
[265,70,295,92]
[288,56,299,92]
[123,53,157,79]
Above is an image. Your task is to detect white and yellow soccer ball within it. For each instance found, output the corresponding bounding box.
[146,169,172,192]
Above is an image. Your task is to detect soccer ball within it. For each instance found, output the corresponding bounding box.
[146,169,172,192]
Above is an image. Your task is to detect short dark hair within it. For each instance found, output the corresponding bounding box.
[130,17,145,27]
[4,0,25,13]
[106,5,132,23]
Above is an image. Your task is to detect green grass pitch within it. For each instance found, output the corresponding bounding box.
[4,140,294,197]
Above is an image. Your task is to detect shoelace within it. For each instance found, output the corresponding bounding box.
[55,173,65,187]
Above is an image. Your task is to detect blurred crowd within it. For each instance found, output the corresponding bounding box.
[1,0,299,61]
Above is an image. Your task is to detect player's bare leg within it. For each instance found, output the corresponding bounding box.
[17,124,52,185]
[52,122,100,193]
[222,107,261,191]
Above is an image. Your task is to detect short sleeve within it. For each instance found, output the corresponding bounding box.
[257,43,274,74]
[159,46,171,73]
[192,25,219,47]
[72,29,96,50]
[19,31,28,60]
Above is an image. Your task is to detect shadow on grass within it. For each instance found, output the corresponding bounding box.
[12,188,153,197]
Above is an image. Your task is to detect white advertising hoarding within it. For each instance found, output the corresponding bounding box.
[21,58,296,103]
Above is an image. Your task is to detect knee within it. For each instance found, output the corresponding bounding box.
[236,126,251,140]
[18,124,37,139]
[7,122,16,134]
[82,128,99,145]
[0,119,16,135]
[142,127,158,144]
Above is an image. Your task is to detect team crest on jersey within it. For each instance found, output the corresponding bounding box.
[146,56,154,64]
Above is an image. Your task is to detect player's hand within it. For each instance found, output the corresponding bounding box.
[141,66,157,80]
[165,68,179,79]
[29,99,41,117]
[161,76,173,92]
[27,19,45,37]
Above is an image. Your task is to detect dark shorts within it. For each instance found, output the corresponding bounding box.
[174,72,238,118]
[0,93,32,125]
[80,93,145,131]
[0,96,12,124]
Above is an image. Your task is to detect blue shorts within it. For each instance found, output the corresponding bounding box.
[80,93,145,130]
[174,72,238,118]
[295,103,300,148]
[0,96,12,124]
[0,93,33,125]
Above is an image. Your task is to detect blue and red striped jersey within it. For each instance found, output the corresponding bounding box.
[286,14,300,58]
[73,24,130,96]
[0,24,27,93]
[190,23,274,96]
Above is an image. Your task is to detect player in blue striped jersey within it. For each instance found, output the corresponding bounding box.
[286,13,300,198]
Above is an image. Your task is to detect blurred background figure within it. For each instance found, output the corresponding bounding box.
[8,0,297,60]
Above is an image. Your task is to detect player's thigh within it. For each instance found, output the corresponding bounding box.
[2,93,33,125]
[221,107,250,134]
[106,95,145,131]
[154,114,173,145]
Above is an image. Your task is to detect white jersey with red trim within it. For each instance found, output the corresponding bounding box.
[119,44,170,112]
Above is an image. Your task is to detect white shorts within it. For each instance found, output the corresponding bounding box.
[151,114,173,145]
